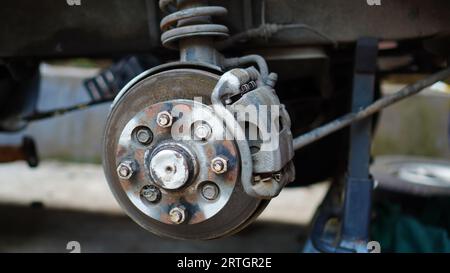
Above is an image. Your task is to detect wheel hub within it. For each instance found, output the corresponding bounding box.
[148,145,194,190]
[103,68,266,239]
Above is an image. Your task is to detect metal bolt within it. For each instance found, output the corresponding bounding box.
[117,161,135,179]
[141,185,161,203]
[211,157,228,174]
[169,206,186,224]
[157,111,173,128]
[136,127,153,144]
[201,183,219,200]
[265,72,278,88]
[194,123,212,140]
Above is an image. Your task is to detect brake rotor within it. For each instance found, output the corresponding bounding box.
[103,68,267,239]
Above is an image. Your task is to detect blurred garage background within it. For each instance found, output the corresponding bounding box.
[0,61,449,252]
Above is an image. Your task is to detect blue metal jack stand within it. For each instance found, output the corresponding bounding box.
[304,37,378,253]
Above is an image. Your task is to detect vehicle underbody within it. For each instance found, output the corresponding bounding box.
[0,0,449,251]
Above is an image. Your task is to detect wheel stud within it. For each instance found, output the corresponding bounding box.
[211,157,228,174]
[157,111,173,128]
[117,160,135,180]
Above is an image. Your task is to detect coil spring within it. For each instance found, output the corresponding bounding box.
[159,0,229,49]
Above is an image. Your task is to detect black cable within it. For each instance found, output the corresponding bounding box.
[216,23,337,50]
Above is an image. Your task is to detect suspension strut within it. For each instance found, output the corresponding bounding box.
[159,0,228,66]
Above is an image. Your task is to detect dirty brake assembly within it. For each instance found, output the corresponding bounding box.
[102,0,295,239]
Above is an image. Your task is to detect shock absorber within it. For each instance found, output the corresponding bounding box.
[159,0,229,66]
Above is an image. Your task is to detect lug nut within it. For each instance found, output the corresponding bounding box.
[211,157,228,174]
[157,111,173,128]
[136,127,153,144]
[141,185,161,203]
[194,123,212,140]
[117,160,135,179]
[201,183,219,200]
[169,206,186,224]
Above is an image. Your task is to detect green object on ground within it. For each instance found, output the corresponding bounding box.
[372,198,450,253]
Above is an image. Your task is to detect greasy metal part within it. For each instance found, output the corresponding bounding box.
[231,86,294,174]
[156,111,173,128]
[210,67,295,198]
[102,0,297,239]
[210,68,258,198]
[116,160,135,180]
[293,66,450,151]
[159,0,228,66]
[117,97,240,226]
[0,136,39,167]
[210,157,228,174]
[148,144,194,190]
[103,68,263,239]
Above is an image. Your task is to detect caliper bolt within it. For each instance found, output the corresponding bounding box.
[136,127,153,145]
[194,123,212,140]
[156,111,173,128]
[141,185,161,203]
[211,157,228,174]
[201,183,219,200]
[169,206,186,224]
[116,160,135,180]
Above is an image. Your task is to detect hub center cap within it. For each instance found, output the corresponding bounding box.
[149,148,191,190]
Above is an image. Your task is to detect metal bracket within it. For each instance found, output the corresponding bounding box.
[306,37,378,253]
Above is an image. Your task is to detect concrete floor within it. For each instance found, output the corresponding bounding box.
[0,161,328,253]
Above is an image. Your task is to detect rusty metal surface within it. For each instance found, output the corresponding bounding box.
[103,68,264,239]
[115,99,240,225]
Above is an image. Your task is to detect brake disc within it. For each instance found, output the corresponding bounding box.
[103,68,267,239]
